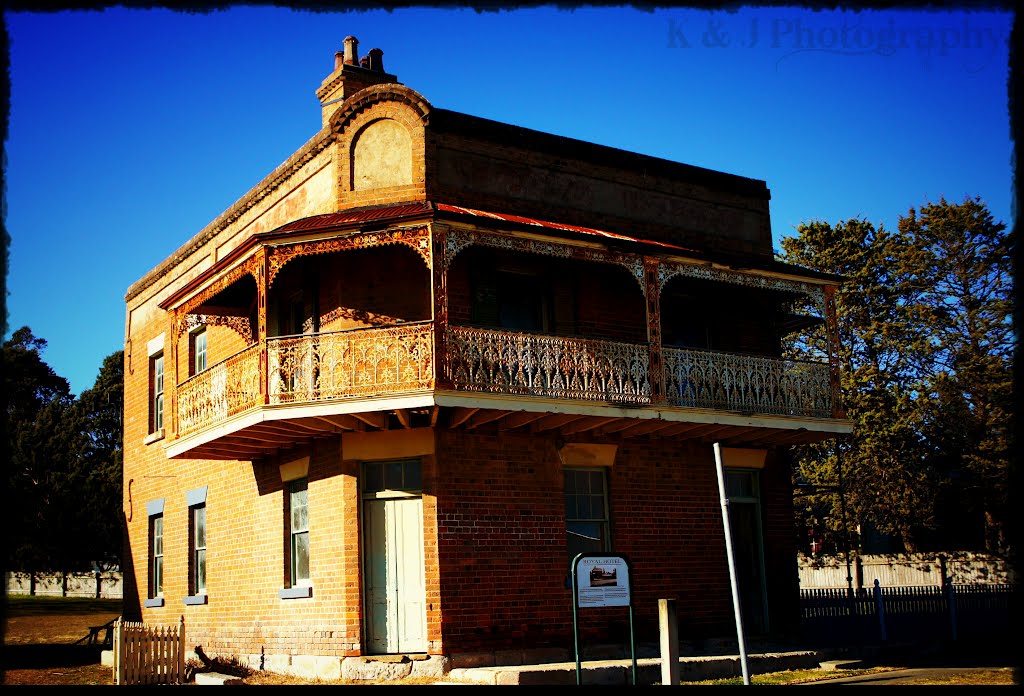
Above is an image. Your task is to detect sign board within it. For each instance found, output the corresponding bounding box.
[570,552,637,685]
[573,554,631,608]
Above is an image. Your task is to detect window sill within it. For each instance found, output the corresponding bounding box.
[144,429,165,445]
[143,598,164,608]
[279,585,313,600]
[183,594,208,606]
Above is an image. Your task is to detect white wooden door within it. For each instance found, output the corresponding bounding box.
[364,497,426,654]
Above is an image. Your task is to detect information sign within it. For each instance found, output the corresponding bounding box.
[574,554,631,608]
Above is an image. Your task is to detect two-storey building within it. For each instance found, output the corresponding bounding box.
[122,36,852,677]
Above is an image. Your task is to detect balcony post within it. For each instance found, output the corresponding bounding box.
[644,257,666,403]
[824,285,843,418]
[256,247,270,404]
[431,224,450,390]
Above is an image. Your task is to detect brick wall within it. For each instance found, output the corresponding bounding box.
[313,245,432,332]
[123,435,366,660]
[426,114,773,259]
[433,431,798,654]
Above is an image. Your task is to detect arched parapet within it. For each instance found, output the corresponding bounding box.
[330,85,431,208]
[329,83,431,137]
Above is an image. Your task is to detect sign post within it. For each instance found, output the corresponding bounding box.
[571,552,637,685]
[713,442,751,685]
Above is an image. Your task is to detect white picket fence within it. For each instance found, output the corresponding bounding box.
[112,616,185,685]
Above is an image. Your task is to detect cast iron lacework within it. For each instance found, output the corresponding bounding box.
[177,254,263,323]
[446,326,651,402]
[663,347,832,418]
[658,262,827,316]
[181,314,254,344]
[267,226,431,288]
[177,342,262,436]
[267,322,434,404]
[444,228,647,295]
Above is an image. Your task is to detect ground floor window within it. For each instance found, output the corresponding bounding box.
[190,504,207,595]
[564,467,610,563]
[149,514,163,598]
[288,478,310,587]
[726,468,768,634]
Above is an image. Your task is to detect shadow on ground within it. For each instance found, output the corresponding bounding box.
[2,644,105,671]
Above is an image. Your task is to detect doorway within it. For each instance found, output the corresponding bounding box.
[362,459,427,654]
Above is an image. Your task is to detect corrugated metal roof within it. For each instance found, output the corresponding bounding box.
[434,203,694,252]
[274,201,433,232]
[269,201,694,254]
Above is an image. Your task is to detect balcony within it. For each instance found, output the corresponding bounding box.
[169,321,840,457]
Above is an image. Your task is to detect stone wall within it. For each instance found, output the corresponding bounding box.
[797,552,1015,589]
[5,571,124,599]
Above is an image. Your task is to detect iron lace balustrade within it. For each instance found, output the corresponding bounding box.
[177,342,262,437]
[663,346,832,418]
[446,326,651,403]
[266,322,435,404]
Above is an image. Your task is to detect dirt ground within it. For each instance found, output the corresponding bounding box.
[2,596,119,686]
[2,596,1017,686]
[0,596,443,686]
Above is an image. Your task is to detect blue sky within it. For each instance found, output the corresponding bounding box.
[2,5,1014,396]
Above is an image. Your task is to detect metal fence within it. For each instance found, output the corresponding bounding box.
[800,582,1013,646]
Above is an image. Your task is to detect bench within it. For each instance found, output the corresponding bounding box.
[76,618,116,648]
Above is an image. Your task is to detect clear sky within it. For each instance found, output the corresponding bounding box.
[2,4,1014,396]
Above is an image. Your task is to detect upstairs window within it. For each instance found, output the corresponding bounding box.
[150,353,164,433]
[191,328,207,376]
[472,266,553,333]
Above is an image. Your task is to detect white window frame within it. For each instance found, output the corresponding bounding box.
[288,478,310,588]
[191,504,207,594]
[564,466,611,564]
[191,327,207,375]
[151,353,164,433]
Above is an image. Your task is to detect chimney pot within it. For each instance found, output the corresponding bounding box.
[343,35,359,65]
[368,47,384,72]
[359,55,370,68]
[334,51,345,71]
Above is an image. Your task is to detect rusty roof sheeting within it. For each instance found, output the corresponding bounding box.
[273,201,434,233]
[434,203,695,252]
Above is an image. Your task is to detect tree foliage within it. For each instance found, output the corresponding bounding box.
[3,328,123,572]
[779,197,1013,555]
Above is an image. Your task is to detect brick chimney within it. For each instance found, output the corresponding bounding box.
[316,36,398,127]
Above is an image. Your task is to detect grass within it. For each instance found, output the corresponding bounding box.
[685,666,1018,686]
[686,667,902,685]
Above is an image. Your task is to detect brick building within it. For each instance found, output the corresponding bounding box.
[122,37,852,677]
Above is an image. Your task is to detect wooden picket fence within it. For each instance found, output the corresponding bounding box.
[112,615,185,685]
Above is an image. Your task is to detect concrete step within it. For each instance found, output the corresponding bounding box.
[194,671,244,685]
[819,658,868,671]
[449,649,827,685]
